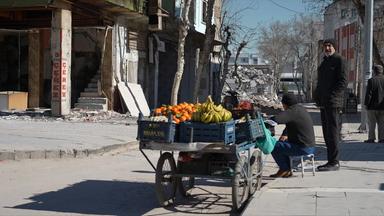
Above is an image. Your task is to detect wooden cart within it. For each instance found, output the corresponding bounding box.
[139,140,263,211]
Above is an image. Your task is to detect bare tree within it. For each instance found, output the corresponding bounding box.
[287,15,322,101]
[215,25,232,103]
[257,21,292,94]
[193,0,216,103]
[211,0,261,102]
[171,0,192,105]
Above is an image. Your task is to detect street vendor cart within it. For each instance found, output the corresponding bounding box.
[137,113,265,211]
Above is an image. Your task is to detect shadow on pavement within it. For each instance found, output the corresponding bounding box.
[10,180,158,216]
[10,179,241,215]
[315,141,384,162]
[309,110,361,126]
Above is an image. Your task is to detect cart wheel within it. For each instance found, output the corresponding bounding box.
[232,155,249,211]
[155,152,177,207]
[249,149,263,195]
[178,176,195,197]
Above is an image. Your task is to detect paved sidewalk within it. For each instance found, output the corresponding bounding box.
[243,110,384,216]
[0,118,138,160]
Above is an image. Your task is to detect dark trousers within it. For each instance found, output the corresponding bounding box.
[271,141,315,171]
[320,107,342,164]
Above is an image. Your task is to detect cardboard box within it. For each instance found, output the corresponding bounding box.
[0,91,28,110]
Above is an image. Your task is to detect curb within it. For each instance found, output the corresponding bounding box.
[0,141,139,161]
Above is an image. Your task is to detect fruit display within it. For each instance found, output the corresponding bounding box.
[231,100,257,120]
[153,102,195,124]
[236,100,253,110]
[192,96,232,123]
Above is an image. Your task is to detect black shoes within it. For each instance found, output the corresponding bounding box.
[364,139,375,143]
[317,163,340,171]
[269,170,293,178]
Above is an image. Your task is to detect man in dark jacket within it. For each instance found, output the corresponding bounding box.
[270,93,316,178]
[364,65,384,143]
[314,39,347,171]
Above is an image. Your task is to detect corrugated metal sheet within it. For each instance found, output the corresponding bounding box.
[0,0,51,8]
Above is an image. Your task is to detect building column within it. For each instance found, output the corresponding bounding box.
[51,9,72,116]
[101,28,113,110]
[28,30,43,108]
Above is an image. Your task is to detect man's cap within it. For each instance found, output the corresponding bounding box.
[373,64,384,74]
[323,38,337,48]
[281,93,298,106]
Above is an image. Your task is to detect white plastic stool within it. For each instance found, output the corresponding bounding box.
[289,154,315,178]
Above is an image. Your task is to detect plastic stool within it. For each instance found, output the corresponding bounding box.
[289,154,315,178]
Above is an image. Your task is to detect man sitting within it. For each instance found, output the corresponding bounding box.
[270,93,316,177]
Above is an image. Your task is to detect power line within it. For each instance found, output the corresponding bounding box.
[267,0,304,14]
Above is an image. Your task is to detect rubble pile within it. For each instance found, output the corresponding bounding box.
[224,65,283,114]
[0,108,136,124]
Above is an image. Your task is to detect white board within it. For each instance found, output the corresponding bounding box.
[117,82,140,117]
[127,83,150,117]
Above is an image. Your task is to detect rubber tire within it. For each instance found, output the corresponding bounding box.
[249,149,263,195]
[155,152,177,207]
[232,155,249,211]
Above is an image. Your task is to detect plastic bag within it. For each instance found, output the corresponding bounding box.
[256,118,277,154]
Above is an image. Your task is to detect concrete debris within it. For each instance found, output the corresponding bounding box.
[224,65,283,114]
[0,108,137,125]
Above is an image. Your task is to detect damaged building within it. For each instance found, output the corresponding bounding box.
[0,0,223,116]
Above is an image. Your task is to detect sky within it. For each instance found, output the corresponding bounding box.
[226,0,309,27]
[225,0,312,52]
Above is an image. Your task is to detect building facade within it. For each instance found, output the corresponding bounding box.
[0,0,223,115]
[324,0,384,98]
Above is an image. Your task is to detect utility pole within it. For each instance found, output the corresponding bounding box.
[359,0,374,132]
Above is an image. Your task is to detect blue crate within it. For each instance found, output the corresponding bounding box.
[137,120,177,143]
[179,120,235,144]
[235,118,264,144]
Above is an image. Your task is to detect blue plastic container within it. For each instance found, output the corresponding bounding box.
[137,120,177,143]
[235,118,264,144]
[179,120,235,144]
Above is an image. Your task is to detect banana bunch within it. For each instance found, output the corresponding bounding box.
[193,95,232,124]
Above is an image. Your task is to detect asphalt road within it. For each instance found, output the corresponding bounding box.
[0,149,247,216]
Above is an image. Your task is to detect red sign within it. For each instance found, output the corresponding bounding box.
[52,51,68,101]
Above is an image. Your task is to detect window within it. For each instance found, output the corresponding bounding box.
[341,9,348,19]
[202,0,207,24]
[351,8,357,18]
[240,57,248,63]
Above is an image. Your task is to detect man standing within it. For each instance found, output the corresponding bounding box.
[270,93,316,178]
[364,65,384,143]
[314,39,347,172]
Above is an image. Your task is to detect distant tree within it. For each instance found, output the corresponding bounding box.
[232,27,258,86]
[257,21,292,95]
[213,0,259,102]
[288,15,322,101]
[257,15,322,101]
